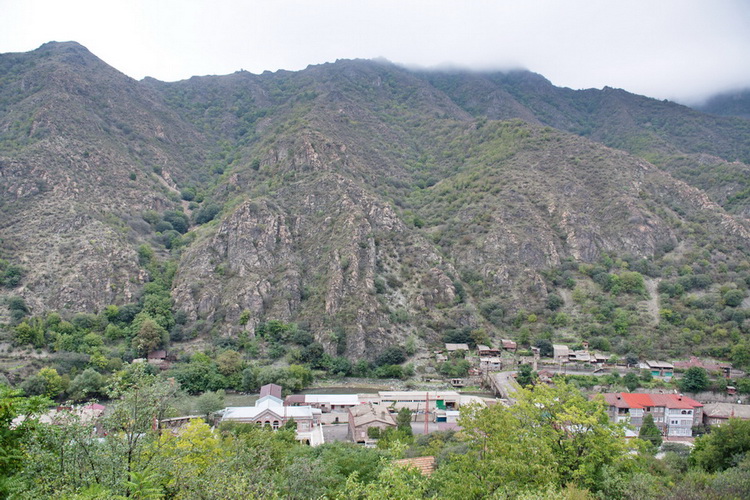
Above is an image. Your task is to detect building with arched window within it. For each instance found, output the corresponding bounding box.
[220,384,324,445]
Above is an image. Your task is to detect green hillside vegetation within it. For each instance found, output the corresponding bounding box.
[3,376,750,499]
[1,42,750,374]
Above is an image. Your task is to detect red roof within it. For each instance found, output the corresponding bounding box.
[602,393,702,410]
[674,356,727,372]
[649,394,703,409]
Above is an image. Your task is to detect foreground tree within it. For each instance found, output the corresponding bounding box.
[430,382,639,497]
[691,418,750,472]
[638,413,662,449]
[0,386,49,495]
[12,364,179,497]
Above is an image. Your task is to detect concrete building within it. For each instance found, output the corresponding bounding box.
[285,394,360,412]
[221,384,324,445]
[602,392,702,437]
[365,390,461,412]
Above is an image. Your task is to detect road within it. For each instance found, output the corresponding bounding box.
[489,371,520,404]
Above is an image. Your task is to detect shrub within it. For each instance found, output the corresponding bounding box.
[162,210,189,234]
[194,203,221,224]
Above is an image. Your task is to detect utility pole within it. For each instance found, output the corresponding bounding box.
[425,391,429,434]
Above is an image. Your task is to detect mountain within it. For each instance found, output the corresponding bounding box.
[696,88,750,120]
[1,42,749,361]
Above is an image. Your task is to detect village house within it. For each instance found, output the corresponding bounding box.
[500,339,517,352]
[674,357,731,378]
[220,384,324,445]
[602,392,703,437]
[480,357,503,372]
[702,402,750,426]
[348,403,397,443]
[552,344,570,362]
[476,345,501,357]
[641,361,674,379]
[568,350,592,363]
[445,343,470,354]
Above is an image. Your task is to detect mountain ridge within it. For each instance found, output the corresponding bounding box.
[2,42,750,361]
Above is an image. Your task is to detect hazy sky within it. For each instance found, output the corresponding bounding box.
[1,0,749,104]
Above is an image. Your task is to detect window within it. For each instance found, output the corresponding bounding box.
[671,420,679,425]
[273,421,280,430]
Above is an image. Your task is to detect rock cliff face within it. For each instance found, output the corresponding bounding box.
[0,42,208,312]
[2,42,750,358]
[172,175,467,358]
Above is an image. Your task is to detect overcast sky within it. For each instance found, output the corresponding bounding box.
[1,0,749,104]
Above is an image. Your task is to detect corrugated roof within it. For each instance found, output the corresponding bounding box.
[703,402,750,419]
[303,394,359,405]
[646,361,674,369]
[445,343,469,351]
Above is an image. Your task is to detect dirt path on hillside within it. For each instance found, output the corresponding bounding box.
[645,277,660,325]
[155,173,192,215]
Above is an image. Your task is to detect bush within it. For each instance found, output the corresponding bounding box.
[375,346,407,366]
[724,289,745,307]
[162,210,189,234]
[0,260,24,288]
[194,203,221,224]
[154,221,174,233]
[375,364,404,379]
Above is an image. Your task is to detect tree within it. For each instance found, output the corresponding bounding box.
[0,386,50,486]
[216,350,244,377]
[103,365,180,495]
[432,383,636,496]
[132,318,165,356]
[196,390,225,419]
[37,367,64,399]
[623,373,640,392]
[68,368,104,401]
[691,418,750,472]
[638,413,662,449]
[376,346,407,366]
[396,408,413,436]
[516,364,537,387]
[731,342,750,369]
[194,203,221,224]
[679,367,709,393]
[162,210,189,234]
[535,339,553,358]
[546,294,564,311]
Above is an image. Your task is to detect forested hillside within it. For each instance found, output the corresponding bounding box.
[1,41,750,370]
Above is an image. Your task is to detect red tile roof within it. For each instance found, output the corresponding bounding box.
[394,456,436,475]
[602,393,702,410]
[649,394,702,409]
